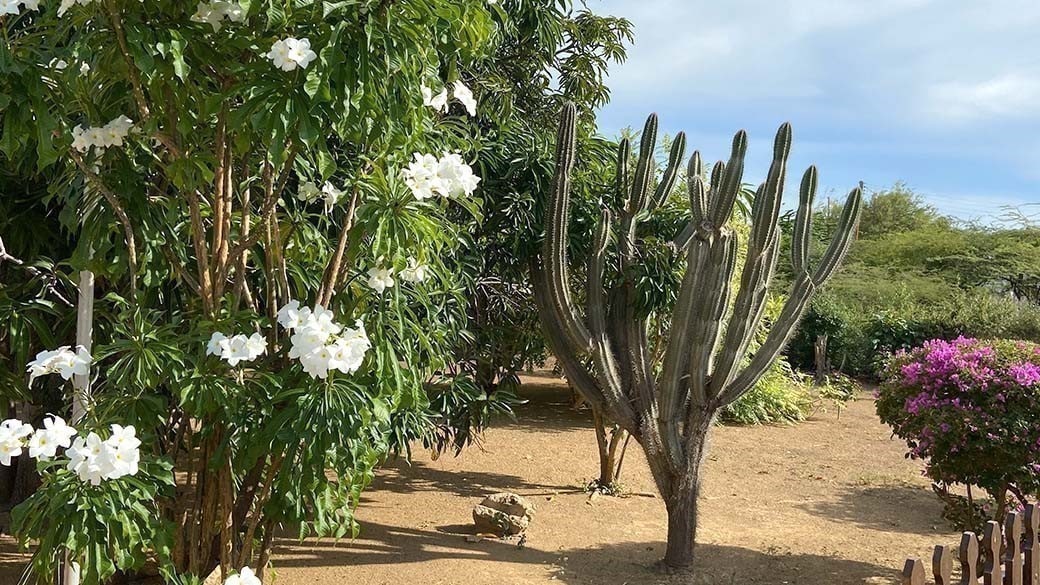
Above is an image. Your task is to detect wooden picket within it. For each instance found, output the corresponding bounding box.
[903,504,1040,585]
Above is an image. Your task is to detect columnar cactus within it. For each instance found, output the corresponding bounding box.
[532,103,862,568]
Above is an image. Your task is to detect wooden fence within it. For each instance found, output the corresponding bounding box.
[902,503,1040,584]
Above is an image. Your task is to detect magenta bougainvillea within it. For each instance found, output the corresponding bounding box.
[877,337,1040,499]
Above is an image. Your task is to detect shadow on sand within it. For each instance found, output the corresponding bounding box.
[273,523,899,585]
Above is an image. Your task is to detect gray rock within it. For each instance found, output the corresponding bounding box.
[472,492,535,536]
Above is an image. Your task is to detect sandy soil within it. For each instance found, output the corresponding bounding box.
[0,374,960,584]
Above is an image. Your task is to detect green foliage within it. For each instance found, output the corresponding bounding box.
[11,455,176,585]
[787,183,1040,378]
[448,3,632,393]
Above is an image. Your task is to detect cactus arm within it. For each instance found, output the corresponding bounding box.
[791,166,817,274]
[587,209,638,425]
[614,138,631,211]
[717,188,861,407]
[707,124,792,396]
[687,151,707,226]
[530,262,610,412]
[543,102,593,351]
[650,132,687,210]
[686,233,739,405]
[708,130,750,227]
[811,187,862,284]
[629,114,660,213]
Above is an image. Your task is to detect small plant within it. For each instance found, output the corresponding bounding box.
[877,337,1040,525]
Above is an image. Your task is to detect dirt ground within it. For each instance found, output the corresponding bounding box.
[0,373,960,584]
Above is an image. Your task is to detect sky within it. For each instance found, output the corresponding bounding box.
[592,0,1040,222]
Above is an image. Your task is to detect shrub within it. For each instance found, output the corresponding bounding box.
[791,287,1040,379]
[877,337,1040,521]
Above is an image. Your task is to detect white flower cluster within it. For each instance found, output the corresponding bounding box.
[206,332,267,366]
[0,416,140,485]
[0,0,38,16]
[71,115,134,153]
[366,267,395,294]
[191,1,245,31]
[277,301,371,380]
[298,180,345,212]
[26,346,91,386]
[400,258,430,283]
[67,424,141,485]
[367,258,429,293]
[0,419,33,465]
[266,37,317,72]
[422,80,477,116]
[225,567,261,585]
[402,153,481,200]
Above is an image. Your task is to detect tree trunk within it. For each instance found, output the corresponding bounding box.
[656,416,713,569]
[664,480,700,568]
[814,334,829,384]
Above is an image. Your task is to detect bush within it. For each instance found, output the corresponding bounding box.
[877,337,1040,521]
[790,287,1040,379]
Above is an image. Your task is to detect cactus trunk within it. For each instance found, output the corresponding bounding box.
[534,102,861,568]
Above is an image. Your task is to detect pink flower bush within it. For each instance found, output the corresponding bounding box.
[877,337,1040,499]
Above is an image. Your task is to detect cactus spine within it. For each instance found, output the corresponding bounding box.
[533,103,862,568]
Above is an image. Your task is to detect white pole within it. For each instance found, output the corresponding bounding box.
[63,268,93,585]
[71,269,93,421]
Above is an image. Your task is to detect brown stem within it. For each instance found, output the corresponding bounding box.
[232,183,253,312]
[186,190,215,316]
[69,151,139,295]
[103,0,149,122]
[318,188,361,305]
[223,141,298,277]
[238,453,285,567]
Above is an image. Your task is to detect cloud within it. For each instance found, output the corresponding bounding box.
[591,0,1040,220]
[923,73,1040,124]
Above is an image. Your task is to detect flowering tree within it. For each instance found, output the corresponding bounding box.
[1,0,498,583]
[878,337,1040,524]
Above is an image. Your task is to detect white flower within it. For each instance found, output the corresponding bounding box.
[69,116,134,154]
[297,181,321,202]
[223,335,253,367]
[422,85,448,113]
[321,182,344,209]
[402,152,480,200]
[22,0,39,9]
[0,419,34,466]
[208,332,265,366]
[28,416,77,460]
[193,1,245,30]
[277,300,306,330]
[400,258,430,283]
[79,62,90,75]
[225,566,262,585]
[26,346,91,385]
[50,58,68,70]
[66,424,141,484]
[66,432,106,485]
[367,267,395,294]
[267,37,317,72]
[401,153,444,200]
[207,332,230,357]
[191,2,224,30]
[283,304,370,379]
[452,80,477,116]
[106,424,141,451]
[327,321,370,375]
[0,0,20,15]
[245,333,267,360]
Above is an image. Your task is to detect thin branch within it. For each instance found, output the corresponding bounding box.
[318,187,361,305]
[69,151,139,295]
[223,140,298,279]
